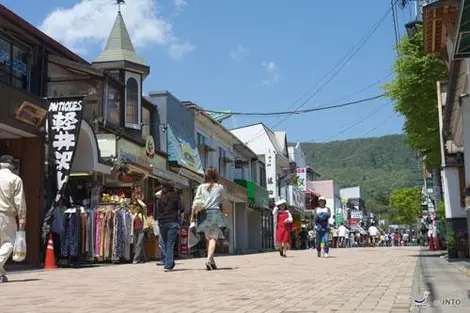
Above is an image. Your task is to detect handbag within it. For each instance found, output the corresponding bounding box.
[192,184,206,213]
[12,230,27,262]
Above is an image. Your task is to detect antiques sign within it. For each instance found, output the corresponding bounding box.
[48,96,84,203]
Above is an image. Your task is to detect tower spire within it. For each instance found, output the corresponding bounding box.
[115,0,125,13]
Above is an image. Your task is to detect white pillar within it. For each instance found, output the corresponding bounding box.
[461,94,470,187]
[442,167,465,218]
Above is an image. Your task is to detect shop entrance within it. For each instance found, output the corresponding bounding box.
[0,123,43,266]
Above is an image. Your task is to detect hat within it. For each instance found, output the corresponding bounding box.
[275,199,287,206]
[0,155,14,164]
[318,196,326,201]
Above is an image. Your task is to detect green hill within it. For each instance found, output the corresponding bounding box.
[301,134,422,215]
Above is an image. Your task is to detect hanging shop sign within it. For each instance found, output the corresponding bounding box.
[179,226,189,257]
[48,96,84,203]
[265,150,277,198]
[350,210,363,219]
[295,168,307,191]
[167,125,204,174]
[219,176,248,203]
[15,101,47,127]
[118,137,166,171]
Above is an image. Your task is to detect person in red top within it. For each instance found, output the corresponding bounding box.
[273,199,293,257]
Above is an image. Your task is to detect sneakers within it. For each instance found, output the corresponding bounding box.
[156,261,164,266]
[0,275,8,283]
[324,253,329,258]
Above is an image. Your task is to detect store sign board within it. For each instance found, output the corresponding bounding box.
[118,137,166,171]
[291,187,305,210]
[179,226,189,256]
[295,168,307,191]
[266,150,277,198]
[15,101,47,127]
[350,210,363,219]
[219,176,248,203]
[47,96,84,203]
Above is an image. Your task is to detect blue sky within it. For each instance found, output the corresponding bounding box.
[3,0,412,143]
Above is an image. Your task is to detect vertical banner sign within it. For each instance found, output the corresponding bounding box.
[179,226,189,257]
[48,96,84,203]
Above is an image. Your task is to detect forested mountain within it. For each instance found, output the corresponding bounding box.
[301,134,421,215]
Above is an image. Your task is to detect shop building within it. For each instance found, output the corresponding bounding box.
[43,9,184,263]
[423,0,469,258]
[0,4,104,266]
[184,101,253,254]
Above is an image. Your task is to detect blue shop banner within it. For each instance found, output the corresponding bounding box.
[167,125,203,175]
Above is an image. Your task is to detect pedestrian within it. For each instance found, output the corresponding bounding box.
[154,187,164,266]
[190,167,228,271]
[368,223,379,247]
[0,155,26,283]
[158,183,183,272]
[273,199,293,257]
[338,223,347,248]
[308,228,315,249]
[332,225,339,248]
[314,196,331,258]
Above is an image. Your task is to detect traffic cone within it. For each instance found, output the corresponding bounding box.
[44,234,57,270]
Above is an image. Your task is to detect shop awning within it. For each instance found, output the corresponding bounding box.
[234,179,269,209]
[153,167,189,187]
[177,167,204,184]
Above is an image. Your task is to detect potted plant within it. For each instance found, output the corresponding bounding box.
[456,229,469,259]
[447,229,458,259]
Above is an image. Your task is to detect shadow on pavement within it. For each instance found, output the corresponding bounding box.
[5,278,41,284]
[408,253,444,258]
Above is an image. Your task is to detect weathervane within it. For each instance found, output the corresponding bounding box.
[115,0,126,12]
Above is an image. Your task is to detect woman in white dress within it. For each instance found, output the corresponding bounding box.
[190,167,227,270]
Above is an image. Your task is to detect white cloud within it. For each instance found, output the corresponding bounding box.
[169,41,196,61]
[174,0,188,11]
[40,0,194,60]
[230,45,247,61]
[261,61,280,85]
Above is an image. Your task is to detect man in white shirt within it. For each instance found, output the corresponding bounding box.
[0,155,26,283]
[368,224,379,247]
[338,224,347,248]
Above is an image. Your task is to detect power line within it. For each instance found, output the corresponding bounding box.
[201,94,384,116]
[322,101,392,143]
[243,3,398,145]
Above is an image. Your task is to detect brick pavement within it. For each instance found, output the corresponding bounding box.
[0,247,421,313]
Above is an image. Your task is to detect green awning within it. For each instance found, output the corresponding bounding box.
[235,179,269,209]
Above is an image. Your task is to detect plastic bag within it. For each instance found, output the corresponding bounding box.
[12,230,27,262]
[188,223,201,248]
[152,221,160,237]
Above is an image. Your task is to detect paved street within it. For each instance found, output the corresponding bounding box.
[1,247,468,313]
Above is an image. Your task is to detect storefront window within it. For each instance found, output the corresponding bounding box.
[105,83,120,126]
[126,77,139,126]
[142,106,150,139]
[0,36,30,91]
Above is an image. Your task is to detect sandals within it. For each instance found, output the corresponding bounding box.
[205,259,217,271]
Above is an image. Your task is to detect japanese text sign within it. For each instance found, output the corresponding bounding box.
[48,96,84,203]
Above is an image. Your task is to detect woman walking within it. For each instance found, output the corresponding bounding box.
[190,167,227,271]
[273,199,293,257]
[158,183,183,272]
[314,196,331,258]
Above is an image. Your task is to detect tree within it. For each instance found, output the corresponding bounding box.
[388,187,423,226]
[383,25,448,168]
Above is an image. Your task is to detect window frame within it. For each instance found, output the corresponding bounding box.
[124,74,141,129]
[0,34,32,92]
[218,146,227,177]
